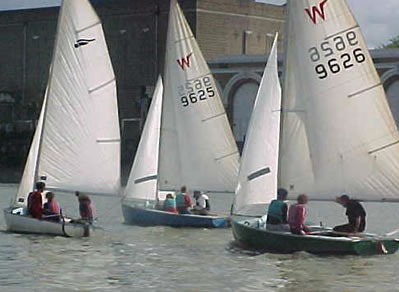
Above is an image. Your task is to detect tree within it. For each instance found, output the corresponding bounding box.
[380,36,399,48]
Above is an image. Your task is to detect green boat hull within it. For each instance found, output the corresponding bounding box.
[232,217,399,256]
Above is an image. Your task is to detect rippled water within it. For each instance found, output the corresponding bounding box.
[1,184,399,291]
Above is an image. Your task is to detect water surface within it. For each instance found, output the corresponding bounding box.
[0,184,398,291]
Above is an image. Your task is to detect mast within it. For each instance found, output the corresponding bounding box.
[277,1,290,189]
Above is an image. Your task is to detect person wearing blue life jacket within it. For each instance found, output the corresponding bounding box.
[175,186,192,214]
[266,188,290,231]
[163,193,178,213]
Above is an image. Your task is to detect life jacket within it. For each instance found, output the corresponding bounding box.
[267,200,285,222]
[27,191,43,219]
[79,199,93,220]
[163,198,177,213]
[47,200,60,214]
[288,203,306,230]
[175,193,186,208]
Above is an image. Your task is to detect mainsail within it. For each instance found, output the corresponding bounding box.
[123,77,163,202]
[279,0,399,201]
[233,35,281,215]
[159,0,239,193]
[17,0,120,200]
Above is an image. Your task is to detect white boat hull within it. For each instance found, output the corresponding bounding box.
[3,208,90,238]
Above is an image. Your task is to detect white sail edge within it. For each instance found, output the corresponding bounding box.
[123,76,163,202]
[233,33,281,215]
[13,89,48,207]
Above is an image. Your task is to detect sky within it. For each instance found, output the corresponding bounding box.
[0,0,397,48]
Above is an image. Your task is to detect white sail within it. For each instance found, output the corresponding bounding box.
[233,35,281,215]
[13,89,48,207]
[159,0,239,193]
[36,0,120,195]
[123,77,163,202]
[279,0,399,201]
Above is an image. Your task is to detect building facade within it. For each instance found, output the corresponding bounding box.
[208,49,399,151]
[0,0,285,181]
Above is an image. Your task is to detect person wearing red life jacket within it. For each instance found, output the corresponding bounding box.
[43,192,61,222]
[75,191,95,224]
[288,194,310,235]
[27,182,45,219]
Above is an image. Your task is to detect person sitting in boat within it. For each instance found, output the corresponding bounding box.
[27,181,45,219]
[333,194,366,234]
[266,188,290,231]
[163,193,178,213]
[288,194,310,235]
[192,191,210,215]
[43,192,61,222]
[175,186,192,214]
[75,191,95,224]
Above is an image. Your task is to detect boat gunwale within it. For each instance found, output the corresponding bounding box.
[233,217,398,243]
[3,207,90,231]
[121,203,229,220]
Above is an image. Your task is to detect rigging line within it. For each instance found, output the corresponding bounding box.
[215,151,239,161]
[202,112,226,122]
[348,83,382,98]
[76,21,101,34]
[96,138,120,144]
[282,110,306,113]
[368,140,399,155]
[174,35,195,44]
[325,25,359,40]
[88,78,115,94]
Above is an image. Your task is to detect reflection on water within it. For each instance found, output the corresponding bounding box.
[0,184,399,291]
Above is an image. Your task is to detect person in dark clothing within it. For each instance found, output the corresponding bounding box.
[267,188,288,225]
[265,188,290,232]
[333,194,366,233]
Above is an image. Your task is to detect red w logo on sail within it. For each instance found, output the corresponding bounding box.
[305,0,328,24]
[177,53,193,70]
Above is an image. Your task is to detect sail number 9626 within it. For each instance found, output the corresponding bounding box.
[309,31,366,79]
[178,76,215,107]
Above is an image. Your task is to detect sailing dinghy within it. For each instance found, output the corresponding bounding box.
[4,0,120,237]
[232,0,399,255]
[121,0,239,228]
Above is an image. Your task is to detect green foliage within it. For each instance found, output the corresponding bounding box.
[380,36,399,48]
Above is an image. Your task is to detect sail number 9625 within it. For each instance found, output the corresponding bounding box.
[309,31,366,79]
[178,76,215,107]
